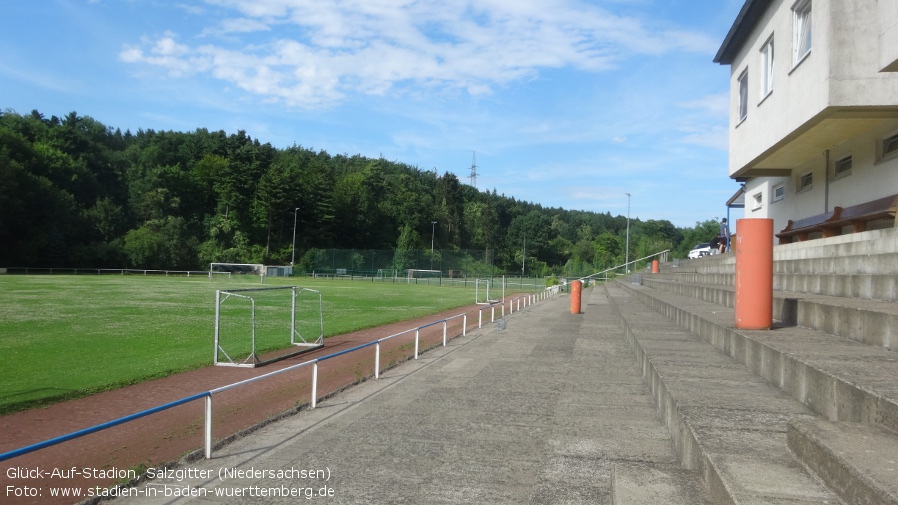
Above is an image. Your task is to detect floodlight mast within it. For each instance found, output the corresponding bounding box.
[291,207,300,268]
[625,193,631,274]
[431,221,437,270]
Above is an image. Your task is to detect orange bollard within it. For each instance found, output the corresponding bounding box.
[570,280,582,314]
[651,260,659,273]
[734,218,773,329]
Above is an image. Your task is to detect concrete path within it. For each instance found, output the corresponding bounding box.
[113,289,705,504]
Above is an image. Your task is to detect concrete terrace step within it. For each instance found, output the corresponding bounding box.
[639,276,898,349]
[671,228,898,274]
[673,251,898,277]
[650,270,898,302]
[611,463,710,505]
[788,419,898,505]
[613,279,898,431]
[603,283,839,504]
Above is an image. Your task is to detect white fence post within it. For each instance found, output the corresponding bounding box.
[204,396,212,459]
[311,362,318,408]
[375,342,380,379]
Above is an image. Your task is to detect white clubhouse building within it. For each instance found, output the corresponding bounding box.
[715,0,898,242]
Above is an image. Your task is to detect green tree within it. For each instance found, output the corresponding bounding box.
[393,223,419,272]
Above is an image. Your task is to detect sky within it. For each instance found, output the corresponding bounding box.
[2,0,747,228]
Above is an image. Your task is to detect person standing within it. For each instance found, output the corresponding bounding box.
[719,218,730,253]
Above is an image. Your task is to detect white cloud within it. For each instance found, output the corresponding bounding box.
[121,0,718,109]
[678,93,729,116]
[679,124,728,150]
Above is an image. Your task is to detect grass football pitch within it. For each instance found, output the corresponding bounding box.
[0,274,507,415]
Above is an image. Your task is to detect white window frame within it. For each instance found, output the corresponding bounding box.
[797,171,813,193]
[882,133,898,161]
[833,155,852,180]
[752,192,763,211]
[737,69,748,124]
[772,183,785,202]
[793,0,812,66]
[760,36,774,99]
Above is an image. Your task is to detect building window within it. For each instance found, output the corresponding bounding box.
[834,156,852,179]
[883,133,898,160]
[772,183,785,202]
[793,0,812,65]
[760,37,774,98]
[752,192,763,211]
[737,69,748,123]
[797,171,813,193]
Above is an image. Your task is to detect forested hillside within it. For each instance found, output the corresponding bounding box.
[0,109,716,275]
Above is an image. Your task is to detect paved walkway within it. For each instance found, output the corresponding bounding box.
[114,289,697,504]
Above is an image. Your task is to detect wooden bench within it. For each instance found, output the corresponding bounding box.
[776,194,898,244]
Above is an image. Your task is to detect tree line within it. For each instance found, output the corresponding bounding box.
[0,109,720,276]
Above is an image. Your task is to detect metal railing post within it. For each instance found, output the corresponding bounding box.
[479,310,483,328]
[463,314,467,336]
[414,329,419,359]
[311,362,318,408]
[442,321,447,346]
[204,396,212,459]
[375,342,380,379]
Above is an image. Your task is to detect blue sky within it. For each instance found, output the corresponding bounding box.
[2,0,746,228]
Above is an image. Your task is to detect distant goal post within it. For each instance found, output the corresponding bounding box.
[209,263,265,283]
[406,269,441,284]
[475,278,501,305]
[213,286,324,367]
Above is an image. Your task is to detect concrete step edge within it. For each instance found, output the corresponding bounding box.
[640,277,898,349]
[605,284,840,505]
[612,462,710,505]
[616,280,898,433]
[788,419,898,505]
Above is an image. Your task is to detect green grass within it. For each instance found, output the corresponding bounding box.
[0,275,484,414]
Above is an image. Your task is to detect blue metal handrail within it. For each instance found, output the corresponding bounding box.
[0,292,558,463]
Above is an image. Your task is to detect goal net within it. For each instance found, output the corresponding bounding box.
[377,268,397,280]
[475,278,500,305]
[213,286,324,367]
[209,262,265,283]
[406,269,441,284]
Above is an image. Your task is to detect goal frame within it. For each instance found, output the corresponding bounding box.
[209,262,265,284]
[475,278,500,305]
[213,286,324,367]
[405,269,442,284]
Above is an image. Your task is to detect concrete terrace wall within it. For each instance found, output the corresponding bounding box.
[610,228,898,504]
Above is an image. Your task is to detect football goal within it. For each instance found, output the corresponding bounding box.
[213,286,324,367]
[406,269,441,284]
[475,278,501,305]
[377,268,397,280]
[209,263,265,283]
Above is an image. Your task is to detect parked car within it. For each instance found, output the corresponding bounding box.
[688,243,712,259]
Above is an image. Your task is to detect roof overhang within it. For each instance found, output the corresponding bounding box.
[726,185,746,208]
[714,0,773,65]
[732,107,898,179]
